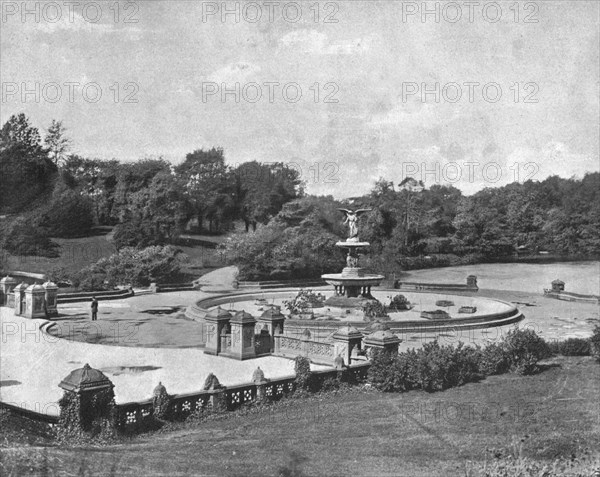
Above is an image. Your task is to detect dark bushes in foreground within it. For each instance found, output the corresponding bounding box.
[368,328,555,393]
[368,341,484,393]
[547,338,591,356]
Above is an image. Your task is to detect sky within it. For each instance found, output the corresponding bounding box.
[1,0,599,197]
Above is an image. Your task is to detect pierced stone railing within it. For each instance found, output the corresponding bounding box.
[112,364,371,432]
[273,335,336,365]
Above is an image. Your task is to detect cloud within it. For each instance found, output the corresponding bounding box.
[369,102,448,129]
[34,12,114,34]
[506,142,598,182]
[206,62,261,83]
[279,29,372,55]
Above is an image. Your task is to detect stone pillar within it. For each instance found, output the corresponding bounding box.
[202,373,226,411]
[466,275,478,290]
[363,330,401,356]
[13,283,27,316]
[223,310,257,360]
[0,276,17,306]
[24,283,46,318]
[258,306,285,353]
[332,325,364,366]
[551,279,565,292]
[203,307,232,356]
[252,366,269,401]
[43,281,58,316]
[58,364,115,434]
[152,382,171,419]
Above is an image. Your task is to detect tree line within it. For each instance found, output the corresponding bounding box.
[227,174,599,279]
[1,113,597,281]
[0,113,303,256]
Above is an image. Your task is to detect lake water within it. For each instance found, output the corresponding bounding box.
[400,261,600,295]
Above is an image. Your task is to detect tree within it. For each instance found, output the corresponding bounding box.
[0,113,43,155]
[63,156,120,225]
[175,148,234,233]
[226,196,343,280]
[0,114,56,213]
[39,182,94,237]
[44,120,71,165]
[112,171,190,249]
[110,158,171,223]
[233,161,304,232]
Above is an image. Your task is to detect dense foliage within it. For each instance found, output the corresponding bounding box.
[74,245,186,289]
[388,294,410,311]
[1,114,304,260]
[294,356,312,391]
[362,301,389,321]
[367,328,554,393]
[547,338,591,356]
[1,114,598,281]
[224,196,344,280]
[590,326,600,362]
[227,173,599,280]
[57,387,116,440]
[283,289,326,314]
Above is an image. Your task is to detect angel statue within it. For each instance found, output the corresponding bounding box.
[338,208,371,240]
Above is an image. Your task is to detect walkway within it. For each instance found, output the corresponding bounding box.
[0,291,329,417]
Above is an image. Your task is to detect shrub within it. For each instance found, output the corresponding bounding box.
[367,329,551,394]
[73,245,186,289]
[388,294,410,311]
[444,342,482,387]
[73,267,110,291]
[547,338,591,356]
[362,301,389,321]
[0,216,58,257]
[294,356,312,392]
[590,326,600,362]
[284,289,326,315]
[501,328,550,375]
[368,341,482,393]
[39,188,94,237]
[367,348,401,392]
[409,341,482,392]
[478,343,510,376]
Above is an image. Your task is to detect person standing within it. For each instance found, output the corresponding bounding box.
[91,297,98,321]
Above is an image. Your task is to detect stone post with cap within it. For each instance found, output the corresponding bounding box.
[332,325,364,367]
[13,282,27,316]
[0,275,17,306]
[363,329,401,357]
[252,366,269,402]
[203,372,226,411]
[43,280,58,316]
[203,307,232,355]
[222,310,257,360]
[257,305,285,353]
[58,363,115,434]
[152,382,171,420]
[24,283,46,318]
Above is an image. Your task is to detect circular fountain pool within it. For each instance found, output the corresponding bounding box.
[187,288,523,334]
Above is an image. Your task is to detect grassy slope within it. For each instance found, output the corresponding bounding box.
[1,356,599,476]
[1,230,222,280]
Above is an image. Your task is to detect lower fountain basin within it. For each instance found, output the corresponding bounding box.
[321,273,385,286]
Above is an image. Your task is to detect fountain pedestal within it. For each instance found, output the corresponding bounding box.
[321,240,384,308]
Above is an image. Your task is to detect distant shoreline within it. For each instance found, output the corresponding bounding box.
[396,254,600,272]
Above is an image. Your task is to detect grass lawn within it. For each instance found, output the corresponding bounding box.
[3,233,117,277]
[1,228,222,282]
[1,356,599,476]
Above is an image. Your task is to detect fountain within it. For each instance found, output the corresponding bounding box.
[321,208,385,308]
